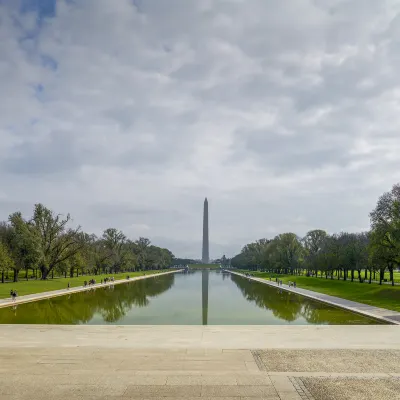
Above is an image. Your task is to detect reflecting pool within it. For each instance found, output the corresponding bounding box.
[0,271,384,325]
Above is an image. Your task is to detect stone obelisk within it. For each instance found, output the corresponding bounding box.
[202,198,209,264]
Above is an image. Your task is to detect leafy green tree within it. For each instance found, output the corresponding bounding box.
[368,236,386,284]
[274,233,303,274]
[69,251,86,278]
[134,237,151,270]
[326,234,342,279]
[342,232,369,282]
[102,228,128,272]
[230,251,249,269]
[158,248,174,269]
[6,215,40,282]
[11,204,86,280]
[120,241,137,271]
[140,244,173,270]
[238,239,271,271]
[0,241,14,283]
[303,230,328,276]
[369,184,400,285]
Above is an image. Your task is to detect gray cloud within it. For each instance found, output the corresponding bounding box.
[0,0,400,258]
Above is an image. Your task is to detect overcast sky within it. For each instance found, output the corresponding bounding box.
[1,0,400,259]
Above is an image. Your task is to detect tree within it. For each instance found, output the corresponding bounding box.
[274,233,303,274]
[6,216,40,282]
[303,230,328,256]
[90,236,114,274]
[13,204,86,280]
[350,233,369,282]
[368,235,386,284]
[230,251,249,269]
[0,205,176,284]
[0,241,14,283]
[134,237,151,270]
[303,230,328,276]
[369,184,400,285]
[102,228,130,272]
[324,234,342,279]
[69,251,86,278]
[158,248,174,269]
[239,239,271,271]
[336,232,369,283]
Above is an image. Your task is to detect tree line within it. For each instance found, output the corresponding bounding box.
[0,204,175,282]
[231,183,400,286]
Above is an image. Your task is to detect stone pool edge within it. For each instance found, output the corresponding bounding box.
[1,325,400,349]
[0,269,183,309]
[226,270,400,325]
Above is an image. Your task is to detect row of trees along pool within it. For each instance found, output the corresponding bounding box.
[0,204,174,282]
[230,183,400,286]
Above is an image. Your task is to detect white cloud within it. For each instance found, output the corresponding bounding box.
[1,0,400,258]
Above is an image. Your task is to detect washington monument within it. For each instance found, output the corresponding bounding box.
[202,198,209,264]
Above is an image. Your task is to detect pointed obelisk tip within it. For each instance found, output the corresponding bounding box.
[205,197,208,202]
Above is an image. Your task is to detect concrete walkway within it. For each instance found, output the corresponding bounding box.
[228,271,400,325]
[1,326,400,399]
[0,270,181,309]
[1,325,400,349]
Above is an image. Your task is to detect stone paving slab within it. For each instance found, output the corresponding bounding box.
[300,376,400,400]
[1,325,400,349]
[166,375,238,385]
[254,349,400,373]
[201,385,278,397]
[0,270,181,309]
[2,347,400,399]
[228,271,400,325]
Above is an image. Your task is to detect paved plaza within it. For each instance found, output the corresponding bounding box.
[1,325,400,399]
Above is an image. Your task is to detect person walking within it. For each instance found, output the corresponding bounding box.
[67,282,70,290]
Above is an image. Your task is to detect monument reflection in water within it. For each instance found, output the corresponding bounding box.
[0,271,383,325]
[202,269,209,325]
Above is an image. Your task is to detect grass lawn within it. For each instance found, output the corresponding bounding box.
[0,270,171,300]
[393,271,400,283]
[236,270,400,312]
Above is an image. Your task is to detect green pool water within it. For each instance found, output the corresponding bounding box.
[0,270,383,325]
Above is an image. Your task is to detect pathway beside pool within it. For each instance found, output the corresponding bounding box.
[228,270,400,325]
